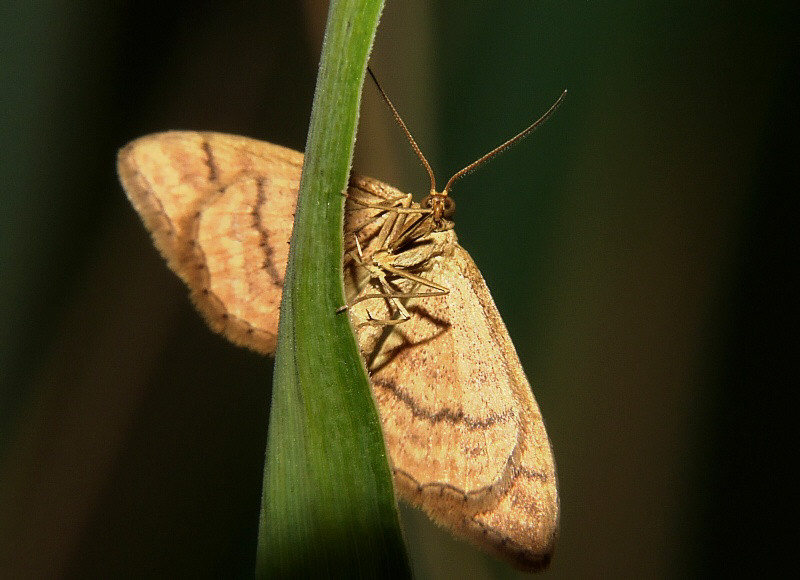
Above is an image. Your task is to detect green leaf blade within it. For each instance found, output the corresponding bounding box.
[257,1,410,577]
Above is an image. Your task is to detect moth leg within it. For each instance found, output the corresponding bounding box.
[339,234,408,319]
[344,190,423,214]
[338,234,413,322]
[339,241,450,327]
[341,191,447,326]
[357,308,410,329]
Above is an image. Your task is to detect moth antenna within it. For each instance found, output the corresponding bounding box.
[367,67,438,195]
[442,89,568,195]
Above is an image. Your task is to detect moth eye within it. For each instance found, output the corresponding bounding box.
[442,197,456,218]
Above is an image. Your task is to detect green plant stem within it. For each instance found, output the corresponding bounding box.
[256,1,411,577]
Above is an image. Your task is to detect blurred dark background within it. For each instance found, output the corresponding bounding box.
[1,1,797,578]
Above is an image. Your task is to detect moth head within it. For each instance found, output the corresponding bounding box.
[421,191,456,223]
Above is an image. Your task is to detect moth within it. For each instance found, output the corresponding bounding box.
[117,79,565,571]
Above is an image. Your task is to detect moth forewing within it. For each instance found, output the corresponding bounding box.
[345,226,558,569]
[452,245,559,570]
[118,132,305,354]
